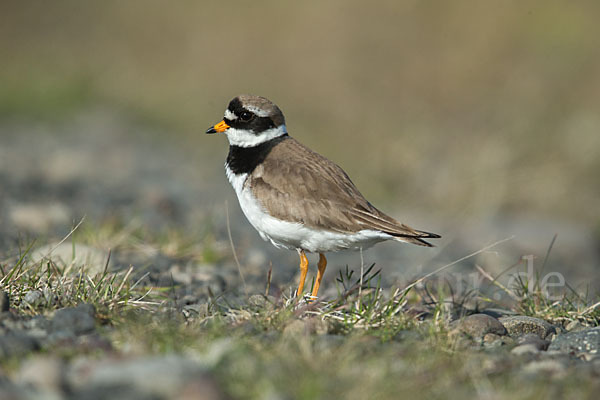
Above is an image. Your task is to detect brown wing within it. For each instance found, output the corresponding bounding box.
[248,137,440,247]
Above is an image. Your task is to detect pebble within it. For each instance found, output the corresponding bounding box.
[0,332,39,358]
[67,355,225,400]
[50,304,96,335]
[522,359,567,377]
[17,356,64,394]
[452,313,507,339]
[24,290,44,306]
[516,333,550,351]
[498,316,557,339]
[511,343,541,355]
[564,320,586,332]
[548,327,600,356]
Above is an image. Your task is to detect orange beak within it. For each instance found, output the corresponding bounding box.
[206,120,230,134]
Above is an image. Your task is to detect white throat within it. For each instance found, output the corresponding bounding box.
[225,125,288,148]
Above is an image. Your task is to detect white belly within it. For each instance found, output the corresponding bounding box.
[225,166,392,253]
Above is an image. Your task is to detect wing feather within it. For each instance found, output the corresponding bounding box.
[248,137,440,246]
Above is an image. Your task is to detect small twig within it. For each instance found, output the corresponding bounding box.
[225,201,248,296]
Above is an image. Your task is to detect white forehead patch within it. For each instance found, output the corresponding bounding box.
[245,105,270,117]
[225,125,288,148]
[224,109,238,121]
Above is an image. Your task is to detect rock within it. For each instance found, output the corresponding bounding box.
[511,344,541,355]
[30,242,112,276]
[51,304,96,335]
[0,332,39,358]
[483,333,503,344]
[17,356,64,394]
[0,291,9,312]
[24,290,44,306]
[67,355,225,400]
[452,314,507,339]
[499,316,557,339]
[516,333,550,351]
[548,327,600,356]
[24,315,50,341]
[565,320,586,332]
[25,315,51,331]
[522,359,567,377]
[0,382,30,400]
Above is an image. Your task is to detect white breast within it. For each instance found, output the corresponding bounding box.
[225,165,392,253]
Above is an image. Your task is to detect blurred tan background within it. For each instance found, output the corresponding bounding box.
[1,1,599,287]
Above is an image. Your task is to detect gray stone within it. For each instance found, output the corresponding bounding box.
[452,314,507,339]
[565,320,586,332]
[522,359,567,377]
[516,333,550,351]
[499,316,557,339]
[0,291,9,312]
[0,332,39,358]
[51,304,96,335]
[511,343,541,355]
[25,315,50,331]
[66,355,224,399]
[17,356,64,394]
[24,290,44,306]
[548,327,600,355]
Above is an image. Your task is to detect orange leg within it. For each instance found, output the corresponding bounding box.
[311,253,327,298]
[296,250,309,297]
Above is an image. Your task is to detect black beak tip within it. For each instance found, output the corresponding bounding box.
[206,127,216,134]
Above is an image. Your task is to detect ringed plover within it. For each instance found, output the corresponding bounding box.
[207,95,440,298]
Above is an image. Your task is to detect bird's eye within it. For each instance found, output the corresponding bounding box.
[240,111,253,122]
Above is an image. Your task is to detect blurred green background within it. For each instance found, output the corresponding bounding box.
[1,1,599,282]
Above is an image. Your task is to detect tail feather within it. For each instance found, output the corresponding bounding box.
[348,206,441,247]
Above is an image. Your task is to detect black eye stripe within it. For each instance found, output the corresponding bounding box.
[226,115,276,133]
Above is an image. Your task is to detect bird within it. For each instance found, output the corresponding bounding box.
[206,95,440,299]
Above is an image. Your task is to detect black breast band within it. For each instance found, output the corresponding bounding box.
[226,134,289,175]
